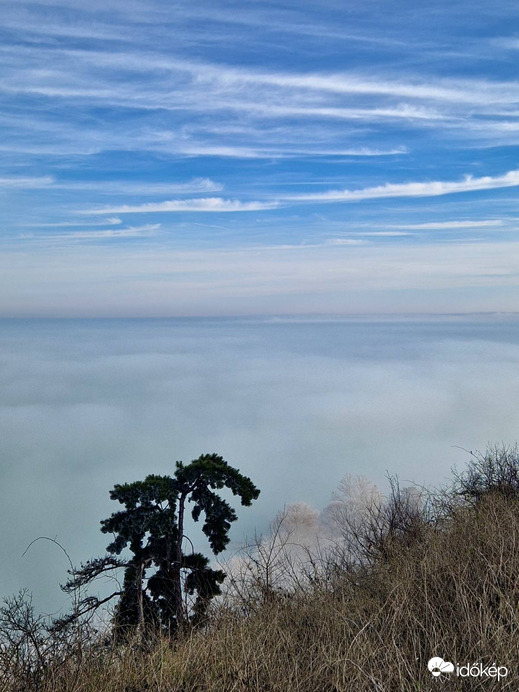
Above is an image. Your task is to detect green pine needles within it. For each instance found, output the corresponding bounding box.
[59,454,260,638]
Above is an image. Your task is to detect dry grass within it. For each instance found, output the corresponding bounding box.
[3,467,519,690]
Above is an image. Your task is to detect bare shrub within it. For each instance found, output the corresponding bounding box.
[324,474,430,567]
[0,589,98,692]
[453,443,519,504]
[221,503,332,612]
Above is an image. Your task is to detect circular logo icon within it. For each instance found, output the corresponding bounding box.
[428,657,455,677]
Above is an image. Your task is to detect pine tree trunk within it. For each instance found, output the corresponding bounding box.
[174,490,187,630]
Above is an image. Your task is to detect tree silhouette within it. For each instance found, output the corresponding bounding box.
[59,454,260,637]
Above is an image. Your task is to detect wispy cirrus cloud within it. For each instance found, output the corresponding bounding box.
[287,169,519,203]
[28,218,123,228]
[223,102,446,122]
[325,238,369,245]
[173,145,270,159]
[26,47,518,108]
[0,74,447,124]
[206,65,499,105]
[392,220,504,230]
[492,37,519,50]
[334,231,411,238]
[45,177,224,195]
[78,172,519,218]
[3,32,519,169]
[0,176,54,188]
[21,223,160,241]
[58,224,160,239]
[3,45,518,128]
[82,198,278,214]
[173,144,408,158]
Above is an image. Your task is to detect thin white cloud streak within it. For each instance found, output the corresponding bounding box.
[23,224,161,240]
[82,198,278,214]
[493,38,519,50]
[325,239,369,246]
[310,147,408,157]
[51,177,224,195]
[173,145,270,159]
[331,232,410,239]
[0,176,54,188]
[28,218,123,228]
[215,66,519,107]
[225,102,446,122]
[174,144,407,158]
[287,169,519,203]
[391,220,504,230]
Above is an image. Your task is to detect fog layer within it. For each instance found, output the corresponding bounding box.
[1,317,518,613]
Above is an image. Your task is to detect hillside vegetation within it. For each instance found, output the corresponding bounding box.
[2,446,519,691]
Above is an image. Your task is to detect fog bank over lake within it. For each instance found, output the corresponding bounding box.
[1,316,519,613]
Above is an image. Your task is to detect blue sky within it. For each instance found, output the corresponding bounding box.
[1,0,519,316]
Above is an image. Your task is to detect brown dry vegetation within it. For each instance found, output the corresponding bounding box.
[3,447,519,691]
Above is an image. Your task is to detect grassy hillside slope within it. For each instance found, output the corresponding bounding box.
[3,447,519,691]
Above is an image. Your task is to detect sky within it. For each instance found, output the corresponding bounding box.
[1,0,519,316]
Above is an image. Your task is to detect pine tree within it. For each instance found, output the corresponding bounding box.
[59,454,260,637]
